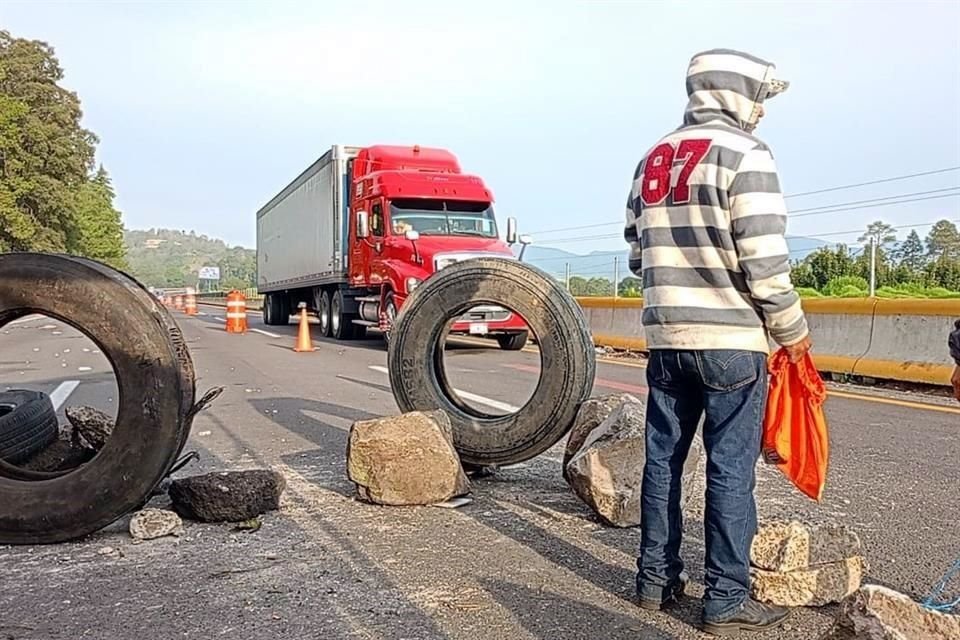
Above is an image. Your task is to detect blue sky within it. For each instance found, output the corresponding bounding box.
[2,0,958,253]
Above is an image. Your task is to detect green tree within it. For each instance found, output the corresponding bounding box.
[801,245,856,290]
[924,255,960,291]
[858,220,897,249]
[925,220,960,260]
[0,31,97,252]
[894,229,926,273]
[73,166,126,269]
[618,276,642,297]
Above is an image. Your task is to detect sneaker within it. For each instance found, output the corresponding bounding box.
[702,599,791,636]
[637,574,688,611]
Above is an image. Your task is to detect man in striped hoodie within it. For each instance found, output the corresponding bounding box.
[624,49,811,635]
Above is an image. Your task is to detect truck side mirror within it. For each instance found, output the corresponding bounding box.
[405,230,421,242]
[519,234,532,246]
[506,217,518,245]
[357,211,370,239]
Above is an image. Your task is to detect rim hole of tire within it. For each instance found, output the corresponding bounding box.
[0,313,119,479]
[436,306,539,418]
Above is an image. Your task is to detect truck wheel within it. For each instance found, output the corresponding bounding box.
[497,332,529,351]
[263,293,275,325]
[331,290,357,340]
[0,390,59,465]
[381,292,398,349]
[387,258,595,467]
[0,253,193,544]
[319,290,332,337]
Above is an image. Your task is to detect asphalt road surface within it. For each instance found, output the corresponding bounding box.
[0,306,958,640]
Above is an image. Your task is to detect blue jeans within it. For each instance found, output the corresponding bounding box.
[637,349,767,621]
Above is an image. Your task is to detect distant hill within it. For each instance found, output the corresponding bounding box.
[520,236,830,279]
[124,229,255,290]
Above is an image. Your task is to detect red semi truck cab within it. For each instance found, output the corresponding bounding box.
[256,144,532,349]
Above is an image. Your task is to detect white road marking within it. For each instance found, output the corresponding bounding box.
[197,312,207,316]
[251,328,282,338]
[49,380,80,410]
[7,314,42,326]
[368,365,520,413]
[213,316,226,322]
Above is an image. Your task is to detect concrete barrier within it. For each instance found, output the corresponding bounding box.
[574,297,960,386]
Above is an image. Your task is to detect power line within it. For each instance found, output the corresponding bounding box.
[785,166,960,199]
[528,169,960,236]
[534,216,957,249]
[789,187,960,217]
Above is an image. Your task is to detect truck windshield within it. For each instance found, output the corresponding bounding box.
[389,199,498,238]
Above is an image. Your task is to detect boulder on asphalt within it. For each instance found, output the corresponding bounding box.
[129,508,183,541]
[751,556,868,607]
[562,393,641,478]
[65,405,114,450]
[751,521,862,573]
[820,584,960,640]
[347,410,470,506]
[169,469,286,523]
[565,398,702,527]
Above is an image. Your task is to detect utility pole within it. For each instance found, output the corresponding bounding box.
[869,236,877,297]
[564,263,571,291]
[613,256,620,299]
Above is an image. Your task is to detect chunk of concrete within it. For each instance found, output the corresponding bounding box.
[20,426,94,472]
[129,508,183,541]
[565,398,701,527]
[751,556,867,607]
[65,405,114,450]
[169,470,286,523]
[820,584,960,640]
[347,411,470,506]
[751,521,862,573]
[562,394,641,479]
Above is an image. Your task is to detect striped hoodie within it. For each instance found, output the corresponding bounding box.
[624,49,808,354]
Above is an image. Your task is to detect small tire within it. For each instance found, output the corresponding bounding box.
[0,390,59,465]
[497,332,529,351]
[0,253,194,544]
[387,258,595,467]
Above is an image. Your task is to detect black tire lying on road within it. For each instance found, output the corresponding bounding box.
[0,253,196,544]
[387,258,596,467]
[0,390,59,465]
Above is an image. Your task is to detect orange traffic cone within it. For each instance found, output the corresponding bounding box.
[174,295,184,310]
[293,303,315,352]
[184,288,198,315]
[225,290,248,334]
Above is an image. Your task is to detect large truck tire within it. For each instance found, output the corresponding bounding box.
[331,290,362,340]
[0,253,195,544]
[387,258,595,467]
[66,256,197,461]
[0,390,59,465]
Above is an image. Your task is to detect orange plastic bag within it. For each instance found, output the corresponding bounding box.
[762,348,829,502]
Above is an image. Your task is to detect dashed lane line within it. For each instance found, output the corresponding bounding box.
[49,380,80,411]
[251,328,282,338]
[367,365,520,413]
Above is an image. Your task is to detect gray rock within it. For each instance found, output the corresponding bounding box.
[129,508,183,541]
[20,426,94,472]
[562,394,641,479]
[565,398,702,527]
[819,584,960,639]
[752,556,867,607]
[65,405,114,450]
[169,470,286,522]
[347,411,470,506]
[751,521,863,572]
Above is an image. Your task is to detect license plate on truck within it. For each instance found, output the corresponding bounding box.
[469,323,489,335]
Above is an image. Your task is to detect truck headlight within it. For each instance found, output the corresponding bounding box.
[405,277,422,293]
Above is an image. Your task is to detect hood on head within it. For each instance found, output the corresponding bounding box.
[682,49,788,132]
